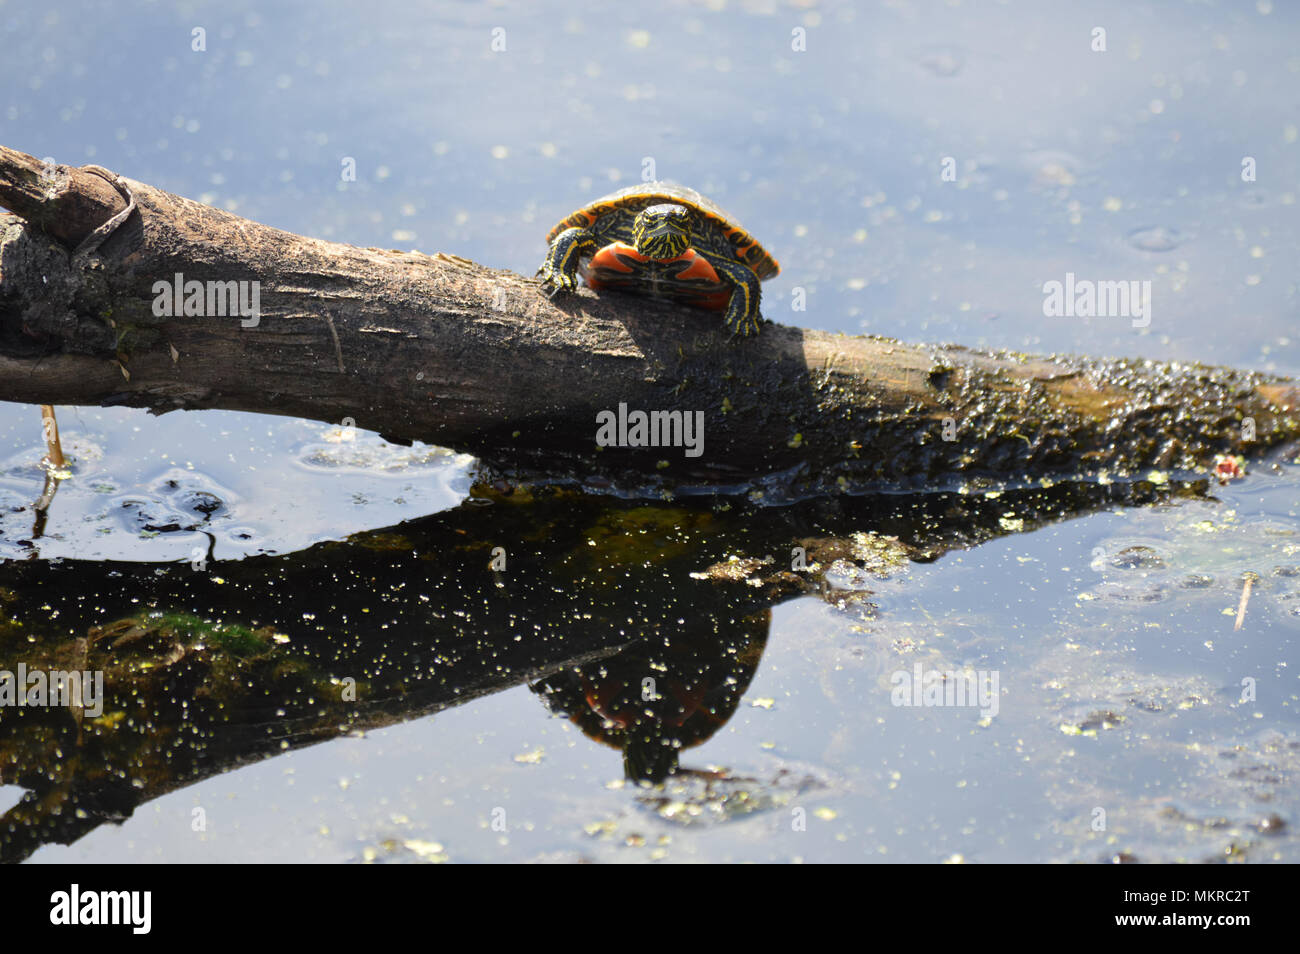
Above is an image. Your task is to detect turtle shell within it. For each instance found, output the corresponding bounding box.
[546,182,780,281]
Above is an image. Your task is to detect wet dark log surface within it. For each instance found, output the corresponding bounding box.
[1,143,1298,494]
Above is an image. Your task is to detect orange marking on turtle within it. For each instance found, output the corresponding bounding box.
[586,242,643,277]
[584,243,731,310]
[672,249,723,283]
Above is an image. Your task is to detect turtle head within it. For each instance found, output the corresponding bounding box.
[632,203,692,260]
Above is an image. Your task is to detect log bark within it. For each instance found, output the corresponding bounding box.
[2,144,1297,491]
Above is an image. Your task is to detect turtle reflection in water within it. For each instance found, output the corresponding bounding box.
[531,616,767,783]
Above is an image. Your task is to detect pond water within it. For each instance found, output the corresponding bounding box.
[1,0,1297,863]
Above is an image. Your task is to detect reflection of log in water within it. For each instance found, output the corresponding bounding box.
[0,477,1207,861]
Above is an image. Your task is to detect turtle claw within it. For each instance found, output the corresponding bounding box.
[536,264,579,298]
[723,307,762,339]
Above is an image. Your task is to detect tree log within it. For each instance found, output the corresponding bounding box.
[2,144,1297,492]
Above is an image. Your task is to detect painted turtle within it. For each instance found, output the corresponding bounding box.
[537,182,780,336]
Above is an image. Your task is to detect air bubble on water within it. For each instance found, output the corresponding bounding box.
[1022,150,1082,188]
[1127,226,1186,252]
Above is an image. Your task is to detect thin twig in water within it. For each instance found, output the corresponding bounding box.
[1234,576,1253,631]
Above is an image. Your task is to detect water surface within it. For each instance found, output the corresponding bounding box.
[1,0,1297,863]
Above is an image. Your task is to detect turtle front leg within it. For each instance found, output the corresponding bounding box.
[699,251,764,337]
[538,227,598,296]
